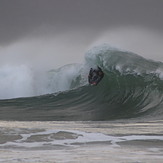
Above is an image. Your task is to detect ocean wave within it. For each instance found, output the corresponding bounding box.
[0,44,163,121]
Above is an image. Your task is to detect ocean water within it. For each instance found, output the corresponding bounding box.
[0,44,163,162]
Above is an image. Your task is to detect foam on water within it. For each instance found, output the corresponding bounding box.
[1,128,163,149]
[0,121,163,162]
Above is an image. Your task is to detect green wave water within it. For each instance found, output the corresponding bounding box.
[0,45,163,121]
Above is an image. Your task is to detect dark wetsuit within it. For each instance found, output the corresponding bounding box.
[88,67,104,85]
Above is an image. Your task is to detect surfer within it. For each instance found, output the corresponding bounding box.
[88,66,104,85]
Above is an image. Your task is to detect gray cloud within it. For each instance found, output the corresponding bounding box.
[0,0,163,45]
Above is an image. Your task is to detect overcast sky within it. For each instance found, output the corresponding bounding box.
[0,0,163,68]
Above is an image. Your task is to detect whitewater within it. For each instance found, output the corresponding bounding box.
[0,44,163,163]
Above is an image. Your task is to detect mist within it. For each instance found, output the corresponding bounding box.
[1,26,163,72]
[0,0,163,99]
[90,26,163,62]
[0,26,163,99]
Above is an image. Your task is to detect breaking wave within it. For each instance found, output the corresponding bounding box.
[0,44,163,121]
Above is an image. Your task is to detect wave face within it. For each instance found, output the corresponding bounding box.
[0,44,163,121]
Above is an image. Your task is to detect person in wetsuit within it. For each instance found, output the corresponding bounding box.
[88,66,104,85]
